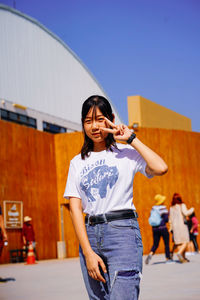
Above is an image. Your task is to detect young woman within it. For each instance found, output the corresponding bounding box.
[64,95,168,300]
[169,193,194,263]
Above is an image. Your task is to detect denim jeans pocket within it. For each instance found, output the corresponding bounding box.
[134,227,143,247]
[109,219,143,248]
[108,218,135,229]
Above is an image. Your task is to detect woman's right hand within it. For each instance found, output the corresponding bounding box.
[85,250,107,283]
[69,198,107,283]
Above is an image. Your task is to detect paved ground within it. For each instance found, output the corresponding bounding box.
[0,253,200,300]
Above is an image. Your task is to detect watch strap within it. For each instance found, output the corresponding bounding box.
[126,132,136,144]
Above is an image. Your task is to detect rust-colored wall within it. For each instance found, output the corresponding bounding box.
[1,120,199,263]
[54,132,83,257]
[0,120,59,263]
[132,128,200,254]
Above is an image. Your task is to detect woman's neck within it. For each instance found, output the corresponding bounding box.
[93,141,106,152]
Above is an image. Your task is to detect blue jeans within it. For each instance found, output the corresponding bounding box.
[151,227,170,259]
[79,218,143,300]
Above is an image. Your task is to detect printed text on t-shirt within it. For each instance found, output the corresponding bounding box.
[80,161,119,202]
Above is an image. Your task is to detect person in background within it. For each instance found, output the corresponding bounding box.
[145,194,172,264]
[169,193,194,263]
[186,214,195,254]
[22,216,36,257]
[0,204,8,258]
[189,212,199,253]
[0,204,8,282]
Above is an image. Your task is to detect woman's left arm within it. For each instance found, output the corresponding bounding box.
[101,119,168,177]
[129,137,168,176]
[181,203,194,217]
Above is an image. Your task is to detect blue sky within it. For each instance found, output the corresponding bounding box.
[1,0,200,132]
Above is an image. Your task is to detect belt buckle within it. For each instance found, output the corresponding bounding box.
[88,216,94,226]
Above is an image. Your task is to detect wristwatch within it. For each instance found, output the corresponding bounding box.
[126,132,136,144]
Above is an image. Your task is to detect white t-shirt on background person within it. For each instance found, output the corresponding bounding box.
[64,143,152,215]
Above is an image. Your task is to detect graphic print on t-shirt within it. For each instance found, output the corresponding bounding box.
[80,159,119,202]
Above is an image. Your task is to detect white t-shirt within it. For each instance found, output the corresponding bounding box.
[64,143,152,215]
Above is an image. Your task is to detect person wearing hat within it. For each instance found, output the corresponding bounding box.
[22,216,36,257]
[145,194,172,264]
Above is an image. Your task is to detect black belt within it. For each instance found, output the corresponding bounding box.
[85,209,138,226]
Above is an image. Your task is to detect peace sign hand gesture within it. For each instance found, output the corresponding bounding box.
[101,117,133,142]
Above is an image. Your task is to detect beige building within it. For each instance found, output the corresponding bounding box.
[0,5,122,134]
[128,95,192,131]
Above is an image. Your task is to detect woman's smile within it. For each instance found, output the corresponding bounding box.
[92,132,101,136]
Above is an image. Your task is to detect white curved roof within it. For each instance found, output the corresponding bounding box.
[0,5,122,126]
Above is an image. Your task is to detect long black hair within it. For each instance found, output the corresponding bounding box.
[81,95,117,159]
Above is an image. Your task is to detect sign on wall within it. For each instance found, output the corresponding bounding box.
[3,200,23,229]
